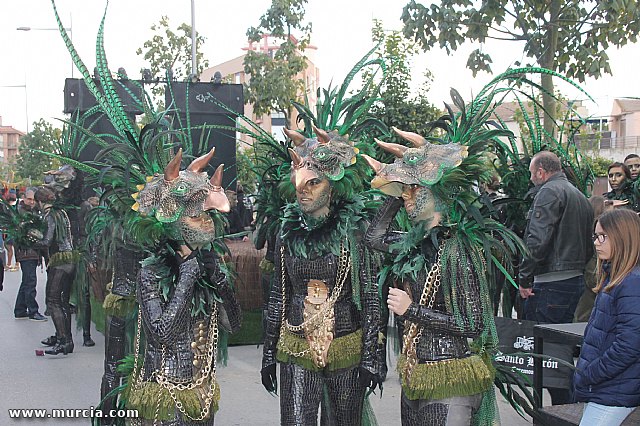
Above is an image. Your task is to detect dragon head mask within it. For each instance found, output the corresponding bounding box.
[363,127,468,226]
[133,147,230,247]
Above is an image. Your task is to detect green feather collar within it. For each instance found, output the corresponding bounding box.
[141,245,229,317]
[280,196,368,259]
[389,223,444,282]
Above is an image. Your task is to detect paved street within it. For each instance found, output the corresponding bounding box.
[0,267,533,425]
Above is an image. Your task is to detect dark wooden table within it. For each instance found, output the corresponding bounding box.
[532,322,587,407]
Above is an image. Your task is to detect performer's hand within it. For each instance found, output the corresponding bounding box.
[388,287,412,316]
[176,244,193,260]
[358,367,382,392]
[200,249,225,283]
[261,364,277,394]
[519,285,534,299]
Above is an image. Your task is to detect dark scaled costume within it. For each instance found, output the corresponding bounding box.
[36,169,82,356]
[363,121,525,425]
[124,149,242,425]
[100,244,144,421]
[47,4,245,423]
[261,128,382,425]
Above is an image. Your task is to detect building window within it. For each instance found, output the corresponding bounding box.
[271,112,286,142]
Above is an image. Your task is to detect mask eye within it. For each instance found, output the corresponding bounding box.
[313,146,330,162]
[173,182,189,195]
[405,154,419,165]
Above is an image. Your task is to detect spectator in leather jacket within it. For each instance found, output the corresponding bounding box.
[519,151,594,404]
[14,188,46,321]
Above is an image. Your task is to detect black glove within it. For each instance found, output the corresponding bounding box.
[358,367,382,392]
[261,364,277,393]
[200,249,224,283]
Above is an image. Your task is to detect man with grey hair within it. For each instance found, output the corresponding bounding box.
[519,151,593,404]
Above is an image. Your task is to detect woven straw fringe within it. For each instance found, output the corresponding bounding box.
[124,380,220,421]
[48,250,81,268]
[102,292,136,317]
[276,328,363,372]
[398,354,494,401]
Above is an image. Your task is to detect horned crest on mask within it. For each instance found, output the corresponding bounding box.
[133,147,230,223]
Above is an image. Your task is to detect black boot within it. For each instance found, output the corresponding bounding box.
[83,334,95,347]
[41,335,58,346]
[45,337,73,355]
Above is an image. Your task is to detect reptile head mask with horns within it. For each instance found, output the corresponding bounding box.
[362,127,468,225]
[133,147,230,246]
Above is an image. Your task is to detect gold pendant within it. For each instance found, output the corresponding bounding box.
[303,279,334,368]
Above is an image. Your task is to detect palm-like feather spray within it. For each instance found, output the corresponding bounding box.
[0,199,46,249]
[51,0,139,143]
[292,43,388,140]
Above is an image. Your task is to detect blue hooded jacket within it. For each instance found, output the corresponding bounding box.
[573,264,640,407]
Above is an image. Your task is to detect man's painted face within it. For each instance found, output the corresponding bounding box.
[608,166,627,191]
[401,184,441,228]
[225,190,238,209]
[178,213,216,247]
[296,177,331,218]
[625,157,640,180]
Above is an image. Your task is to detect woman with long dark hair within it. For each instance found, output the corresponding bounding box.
[573,209,640,425]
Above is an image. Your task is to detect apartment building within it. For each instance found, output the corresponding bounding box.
[0,116,24,162]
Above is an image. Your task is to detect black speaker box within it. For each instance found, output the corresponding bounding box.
[63,78,145,114]
[165,82,244,190]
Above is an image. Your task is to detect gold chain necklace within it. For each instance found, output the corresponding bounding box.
[278,241,351,358]
[402,244,444,379]
[130,299,220,423]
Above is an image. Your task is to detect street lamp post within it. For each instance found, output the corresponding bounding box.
[15,16,72,133]
[17,19,73,78]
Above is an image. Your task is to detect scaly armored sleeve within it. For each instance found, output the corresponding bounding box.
[137,257,199,346]
[364,197,404,254]
[358,243,381,376]
[262,235,286,369]
[214,275,242,334]
[35,214,56,248]
[403,262,485,338]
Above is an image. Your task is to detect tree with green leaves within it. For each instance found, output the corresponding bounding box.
[243,0,312,127]
[401,0,640,139]
[136,16,209,103]
[14,119,60,183]
[366,20,441,152]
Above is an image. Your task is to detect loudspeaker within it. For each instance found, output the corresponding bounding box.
[166,82,244,190]
[64,78,145,114]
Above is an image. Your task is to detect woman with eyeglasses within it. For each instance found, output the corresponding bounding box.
[573,209,640,425]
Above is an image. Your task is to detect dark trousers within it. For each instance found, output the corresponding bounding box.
[279,363,365,426]
[14,259,39,316]
[45,264,75,340]
[523,276,585,324]
[523,275,585,405]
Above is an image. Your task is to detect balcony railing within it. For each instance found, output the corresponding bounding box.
[574,135,640,151]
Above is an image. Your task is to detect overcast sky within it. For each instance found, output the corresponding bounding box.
[1,0,639,133]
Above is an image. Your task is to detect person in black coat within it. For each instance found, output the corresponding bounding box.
[573,209,640,426]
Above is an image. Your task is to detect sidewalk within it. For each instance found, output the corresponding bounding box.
[0,267,533,425]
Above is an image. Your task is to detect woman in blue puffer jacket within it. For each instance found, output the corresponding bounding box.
[573,208,640,425]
